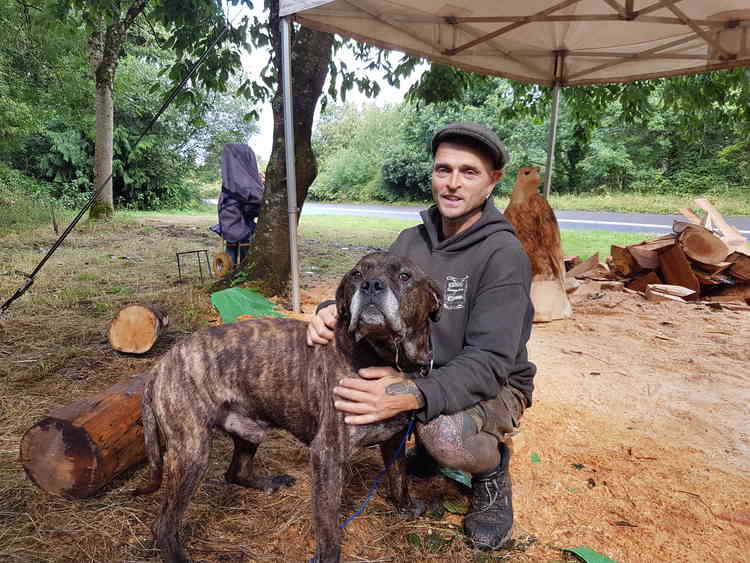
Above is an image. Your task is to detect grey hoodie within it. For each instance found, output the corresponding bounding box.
[389,199,536,422]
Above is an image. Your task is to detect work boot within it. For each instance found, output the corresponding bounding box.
[405,440,439,479]
[463,442,513,550]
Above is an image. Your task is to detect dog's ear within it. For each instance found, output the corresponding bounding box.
[426,278,442,322]
[335,270,354,332]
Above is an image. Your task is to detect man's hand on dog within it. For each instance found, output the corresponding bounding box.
[334,367,424,424]
[306,304,337,346]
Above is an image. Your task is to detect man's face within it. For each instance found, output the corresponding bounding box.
[431,141,503,236]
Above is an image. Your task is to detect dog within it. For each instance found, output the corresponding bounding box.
[135,252,442,562]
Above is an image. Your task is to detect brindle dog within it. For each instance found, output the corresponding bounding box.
[135,252,441,563]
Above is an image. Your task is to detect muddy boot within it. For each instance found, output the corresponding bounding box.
[405,440,439,479]
[463,442,513,550]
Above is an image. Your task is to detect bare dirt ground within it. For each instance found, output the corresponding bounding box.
[0,215,748,563]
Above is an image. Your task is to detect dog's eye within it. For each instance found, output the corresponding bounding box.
[399,272,411,282]
[350,270,362,279]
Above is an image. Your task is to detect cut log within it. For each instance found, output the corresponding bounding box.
[677,226,731,266]
[20,373,150,498]
[626,271,661,292]
[108,304,168,354]
[658,243,700,296]
[649,284,697,298]
[610,245,640,278]
[692,261,732,275]
[694,199,750,256]
[728,252,750,282]
[564,256,582,272]
[692,268,733,286]
[566,253,614,280]
[704,283,750,304]
[644,284,694,303]
[504,166,571,322]
[627,235,676,270]
[678,208,703,225]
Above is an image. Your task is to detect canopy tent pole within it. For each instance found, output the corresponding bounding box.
[543,82,562,200]
[281,16,301,313]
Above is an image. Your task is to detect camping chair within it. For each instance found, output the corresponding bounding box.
[209,143,265,276]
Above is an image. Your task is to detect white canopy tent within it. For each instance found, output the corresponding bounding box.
[277,1,750,310]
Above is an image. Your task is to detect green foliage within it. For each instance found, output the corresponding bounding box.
[379,144,432,201]
[0,164,63,235]
[311,103,404,201]
[312,65,750,202]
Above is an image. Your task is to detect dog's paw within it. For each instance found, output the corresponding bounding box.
[397,497,428,519]
[225,472,295,493]
[266,474,296,493]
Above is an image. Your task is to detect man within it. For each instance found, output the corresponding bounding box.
[307,123,535,550]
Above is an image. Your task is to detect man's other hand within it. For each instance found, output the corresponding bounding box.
[306,303,338,346]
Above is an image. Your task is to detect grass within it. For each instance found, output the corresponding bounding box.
[326,190,750,217]
[299,214,655,260]
[0,212,553,563]
[544,190,750,216]
[3,208,747,562]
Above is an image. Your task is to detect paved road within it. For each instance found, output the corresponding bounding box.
[302,203,750,235]
[205,200,750,235]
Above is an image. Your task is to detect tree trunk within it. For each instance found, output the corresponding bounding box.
[224,2,334,297]
[87,2,148,220]
[91,77,115,218]
[20,373,150,498]
[88,29,114,219]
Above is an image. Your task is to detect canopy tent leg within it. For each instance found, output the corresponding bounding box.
[543,83,562,200]
[281,16,301,312]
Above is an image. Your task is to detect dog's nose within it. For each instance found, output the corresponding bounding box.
[360,279,385,299]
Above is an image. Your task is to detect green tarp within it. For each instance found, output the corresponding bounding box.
[210,287,285,324]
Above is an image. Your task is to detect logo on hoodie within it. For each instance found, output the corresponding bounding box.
[444,275,469,310]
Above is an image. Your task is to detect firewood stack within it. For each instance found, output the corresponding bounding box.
[568,199,750,307]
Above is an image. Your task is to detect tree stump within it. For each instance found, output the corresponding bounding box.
[504,166,572,322]
[20,373,150,498]
[108,304,168,354]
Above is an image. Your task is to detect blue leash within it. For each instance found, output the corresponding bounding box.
[339,416,416,529]
[308,418,417,563]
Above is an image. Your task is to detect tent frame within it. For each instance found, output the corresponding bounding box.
[279,1,750,311]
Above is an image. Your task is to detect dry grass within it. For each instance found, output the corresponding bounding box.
[0,216,551,562]
[2,214,749,563]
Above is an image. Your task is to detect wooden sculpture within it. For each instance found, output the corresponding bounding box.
[504,166,572,322]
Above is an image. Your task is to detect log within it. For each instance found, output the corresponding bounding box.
[564,256,582,272]
[658,243,700,296]
[108,304,168,354]
[504,166,572,322]
[20,373,150,498]
[704,283,750,304]
[677,225,731,266]
[694,199,750,256]
[627,235,676,270]
[566,253,613,280]
[729,252,750,282]
[678,208,703,225]
[610,244,640,278]
[644,284,695,303]
[626,271,661,292]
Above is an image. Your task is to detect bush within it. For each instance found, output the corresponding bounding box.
[309,147,378,201]
[0,165,62,234]
[379,144,432,201]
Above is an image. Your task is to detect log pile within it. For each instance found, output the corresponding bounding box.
[567,200,750,308]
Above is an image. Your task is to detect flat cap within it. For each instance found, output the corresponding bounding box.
[431,122,509,169]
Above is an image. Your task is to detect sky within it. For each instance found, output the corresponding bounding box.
[232,5,427,163]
